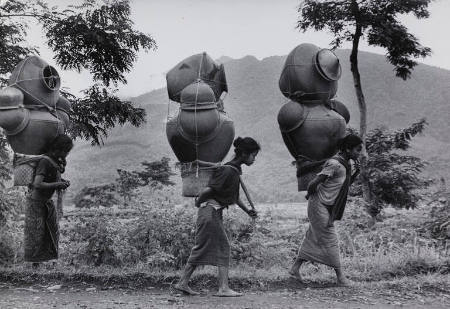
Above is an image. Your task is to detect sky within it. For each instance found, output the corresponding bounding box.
[27,0,450,97]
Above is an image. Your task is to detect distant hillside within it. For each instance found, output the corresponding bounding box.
[65,49,450,202]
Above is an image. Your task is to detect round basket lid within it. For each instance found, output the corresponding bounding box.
[315,49,342,81]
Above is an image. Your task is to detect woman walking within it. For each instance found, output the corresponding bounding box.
[175,137,260,297]
[24,134,73,267]
[289,134,362,286]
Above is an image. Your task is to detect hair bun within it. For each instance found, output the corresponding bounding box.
[233,137,243,147]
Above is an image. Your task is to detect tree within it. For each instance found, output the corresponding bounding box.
[74,157,176,208]
[116,157,176,206]
[297,0,432,217]
[0,0,156,145]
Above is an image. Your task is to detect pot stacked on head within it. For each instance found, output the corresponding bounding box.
[0,56,71,155]
[166,53,234,197]
[277,43,350,191]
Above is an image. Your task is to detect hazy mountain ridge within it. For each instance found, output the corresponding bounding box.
[65,50,450,201]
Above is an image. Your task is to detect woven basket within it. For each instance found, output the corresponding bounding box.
[13,154,42,186]
[182,169,214,197]
[179,161,221,197]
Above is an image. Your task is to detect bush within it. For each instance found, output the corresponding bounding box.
[128,204,196,269]
[73,184,118,209]
[350,119,430,210]
[63,214,138,266]
[0,188,26,265]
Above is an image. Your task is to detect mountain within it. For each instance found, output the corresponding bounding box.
[65,49,450,202]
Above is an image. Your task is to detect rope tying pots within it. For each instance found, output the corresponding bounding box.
[166,53,234,197]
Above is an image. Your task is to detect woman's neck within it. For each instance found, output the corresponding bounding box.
[229,157,244,167]
[337,150,350,161]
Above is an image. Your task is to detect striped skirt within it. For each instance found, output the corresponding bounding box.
[24,198,59,262]
[297,194,341,268]
[187,201,230,267]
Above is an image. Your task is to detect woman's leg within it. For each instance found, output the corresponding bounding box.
[334,267,351,286]
[289,257,305,281]
[214,266,242,297]
[174,263,199,295]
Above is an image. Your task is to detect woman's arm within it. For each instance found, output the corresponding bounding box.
[195,187,214,207]
[33,175,69,190]
[236,198,257,218]
[305,174,328,199]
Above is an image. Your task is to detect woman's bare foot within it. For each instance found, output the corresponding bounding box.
[336,277,353,287]
[288,269,303,282]
[173,283,200,295]
[213,288,243,297]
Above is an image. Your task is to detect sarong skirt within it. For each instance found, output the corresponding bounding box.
[187,203,230,267]
[298,194,341,268]
[24,198,59,262]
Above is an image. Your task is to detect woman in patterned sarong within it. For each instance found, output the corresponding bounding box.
[174,137,260,297]
[289,134,362,286]
[24,134,73,267]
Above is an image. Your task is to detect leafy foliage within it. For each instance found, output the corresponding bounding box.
[64,86,146,146]
[43,0,155,87]
[73,183,118,209]
[297,0,432,79]
[350,119,430,209]
[0,187,26,265]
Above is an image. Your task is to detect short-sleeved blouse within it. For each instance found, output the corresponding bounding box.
[316,158,347,205]
[207,162,241,206]
[32,157,60,200]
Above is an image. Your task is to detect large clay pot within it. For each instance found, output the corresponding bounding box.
[279,43,341,102]
[6,109,65,155]
[0,59,71,155]
[166,53,227,102]
[55,96,71,129]
[8,56,61,109]
[278,100,346,190]
[0,87,26,133]
[329,99,350,124]
[166,82,235,196]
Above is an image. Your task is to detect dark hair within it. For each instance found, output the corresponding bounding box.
[337,134,362,151]
[233,137,261,157]
[47,134,73,153]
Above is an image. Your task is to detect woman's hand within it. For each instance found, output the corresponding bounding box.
[57,181,70,190]
[306,181,317,197]
[194,197,201,208]
[305,174,327,199]
[247,209,257,219]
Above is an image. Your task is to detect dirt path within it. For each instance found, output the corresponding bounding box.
[1,282,449,309]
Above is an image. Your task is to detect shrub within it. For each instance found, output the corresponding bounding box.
[73,184,118,209]
[350,119,430,210]
[63,214,138,266]
[0,188,26,265]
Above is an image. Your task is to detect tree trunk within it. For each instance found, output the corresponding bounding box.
[350,22,379,221]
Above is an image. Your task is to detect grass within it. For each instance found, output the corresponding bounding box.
[1,197,449,292]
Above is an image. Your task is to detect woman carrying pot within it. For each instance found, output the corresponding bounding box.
[175,137,260,297]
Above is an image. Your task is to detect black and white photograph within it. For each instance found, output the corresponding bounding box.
[0,0,449,308]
